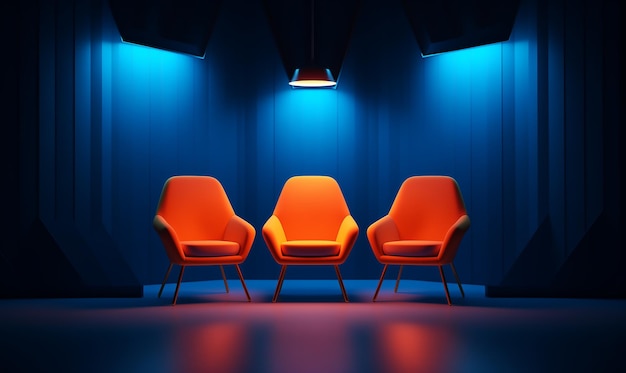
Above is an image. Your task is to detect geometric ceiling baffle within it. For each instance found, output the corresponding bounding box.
[263,0,361,87]
[403,0,520,56]
[108,0,223,58]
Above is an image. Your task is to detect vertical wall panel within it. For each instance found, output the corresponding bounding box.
[513,40,530,257]
[336,87,367,277]
[17,1,40,234]
[563,0,587,254]
[244,64,280,279]
[89,0,104,224]
[582,0,604,228]
[500,38,516,284]
[75,0,92,231]
[3,2,25,292]
[547,0,566,262]
[54,0,76,223]
[110,44,151,280]
[38,0,56,224]
[468,44,504,284]
[423,49,474,280]
[522,2,540,236]
[100,15,113,235]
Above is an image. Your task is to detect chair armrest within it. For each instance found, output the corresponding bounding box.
[366,215,400,259]
[336,215,359,261]
[439,215,471,263]
[262,215,287,261]
[223,215,256,259]
[153,215,185,264]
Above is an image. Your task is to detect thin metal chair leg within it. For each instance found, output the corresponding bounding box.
[235,264,251,302]
[220,265,230,293]
[394,265,404,293]
[373,264,389,302]
[272,265,287,303]
[334,265,349,303]
[172,265,186,306]
[438,265,452,306]
[158,263,173,298]
[450,262,464,298]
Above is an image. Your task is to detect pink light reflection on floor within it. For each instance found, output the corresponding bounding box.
[169,322,249,373]
[375,322,460,373]
[267,304,354,373]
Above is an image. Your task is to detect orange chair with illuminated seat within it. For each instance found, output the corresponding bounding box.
[262,176,359,302]
[153,176,255,305]
[367,176,470,305]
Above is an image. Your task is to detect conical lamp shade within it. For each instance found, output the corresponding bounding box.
[289,67,337,88]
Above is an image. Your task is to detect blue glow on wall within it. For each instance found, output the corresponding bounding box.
[426,42,502,90]
[421,41,504,143]
[105,40,197,138]
[112,40,196,90]
[274,87,340,179]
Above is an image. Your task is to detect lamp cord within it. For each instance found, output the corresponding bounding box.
[311,0,315,62]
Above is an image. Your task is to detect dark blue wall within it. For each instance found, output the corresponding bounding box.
[2,0,623,297]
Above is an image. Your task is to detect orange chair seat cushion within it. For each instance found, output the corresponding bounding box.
[281,240,341,257]
[382,240,442,257]
[181,240,240,257]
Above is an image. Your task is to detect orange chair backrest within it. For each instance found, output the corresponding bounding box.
[273,176,351,240]
[155,176,235,240]
[389,176,467,240]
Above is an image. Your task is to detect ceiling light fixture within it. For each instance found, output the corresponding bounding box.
[289,0,337,88]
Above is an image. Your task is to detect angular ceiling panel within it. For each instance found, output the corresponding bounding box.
[109,0,222,57]
[403,0,520,56]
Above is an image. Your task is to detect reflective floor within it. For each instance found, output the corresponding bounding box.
[1,279,625,373]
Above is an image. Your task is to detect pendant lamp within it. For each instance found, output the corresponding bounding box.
[289,0,337,88]
[289,67,336,87]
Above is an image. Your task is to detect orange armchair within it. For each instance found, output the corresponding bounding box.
[262,176,359,302]
[153,176,255,305]
[367,176,470,305]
